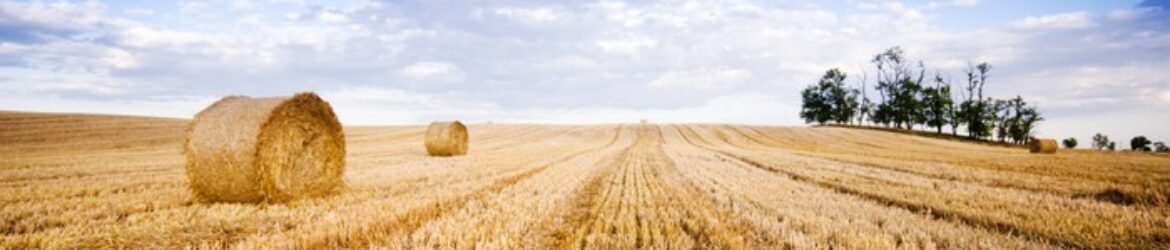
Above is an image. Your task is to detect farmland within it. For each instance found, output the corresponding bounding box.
[1,111,1168,249]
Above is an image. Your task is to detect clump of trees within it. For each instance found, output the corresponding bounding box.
[1062,138,1077,149]
[1131,136,1152,152]
[800,46,1044,145]
[1155,141,1169,153]
[1091,133,1111,150]
[1084,133,1167,153]
[800,69,857,125]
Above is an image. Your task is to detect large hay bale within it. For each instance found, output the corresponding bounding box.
[1030,138,1058,154]
[425,121,469,156]
[184,92,346,203]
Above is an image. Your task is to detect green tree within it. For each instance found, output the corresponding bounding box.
[800,84,831,125]
[832,83,860,125]
[998,96,1043,145]
[801,68,853,125]
[1062,138,1078,149]
[871,47,907,128]
[922,73,953,134]
[1131,136,1152,151]
[870,47,927,130]
[1092,133,1110,150]
[991,98,1010,143]
[960,62,993,139]
[1016,103,1043,144]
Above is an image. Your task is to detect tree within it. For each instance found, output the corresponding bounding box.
[1016,104,1043,144]
[1062,138,1078,149]
[834,85,860,125]
[942,74,961,136]
[1154,142,1169,153]
[1002,96,1043,145]
[1131,136,1152,151]
[960,62,993,139]
[801,68,853,125]
[870,47,925,130]
[990,98,1010,143]
[856,66,872,126]
[1108,141,1116,151]
[921,73,953,134]
[871,47,906,128]
[800,82,832,125]
[1092,133,1110,150]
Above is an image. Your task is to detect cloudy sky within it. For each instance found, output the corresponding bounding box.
[1,0,1167,145]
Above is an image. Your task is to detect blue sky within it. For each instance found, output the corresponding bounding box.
[1,0,1168,147]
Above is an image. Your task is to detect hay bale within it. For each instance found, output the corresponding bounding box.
[184,92,346,203]
[425,121,469,156]
[1030,138,1058,154]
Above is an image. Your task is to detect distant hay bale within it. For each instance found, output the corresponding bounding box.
[425,121,469,157]
[1030,138,1058,154]
[184,92,346,203]
[640,119,648,124]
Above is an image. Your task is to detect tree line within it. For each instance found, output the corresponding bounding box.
[1068,134,1170,152]
[800,46,1043,145]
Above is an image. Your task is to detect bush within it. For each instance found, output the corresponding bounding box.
[1131,136,1152,152]
[1062,138,1077,149]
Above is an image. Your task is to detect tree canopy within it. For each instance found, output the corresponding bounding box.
[798,46,1044,145]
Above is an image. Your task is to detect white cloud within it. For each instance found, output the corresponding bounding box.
[952,0,979,7]
[883,2,925,21]
[180,2,206,14]
[103,48,138,69]
[399,62,459,79]
[0,1,111,34]
[1158,90,1170,106]
[595,36,658,55]
[124,8,155,16]
[119,27,211,48]
[231,1,257,11]
[649,68,753,89]
[1012,12,1095,30]
[318,10,348,24]
[1106,7,1161,21]
[484,7,560,24]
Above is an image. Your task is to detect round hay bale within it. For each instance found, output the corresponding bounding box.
[1030,138,1058,154]
[184,92,346,203]
[425,121,469,156]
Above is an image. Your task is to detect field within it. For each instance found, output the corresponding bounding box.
[1,111,1168,249]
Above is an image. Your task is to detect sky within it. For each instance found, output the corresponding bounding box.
[0,0,1168,147]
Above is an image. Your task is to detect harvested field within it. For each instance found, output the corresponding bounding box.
[1,111,1168,249]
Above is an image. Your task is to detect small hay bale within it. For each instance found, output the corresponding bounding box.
[184,92,346,203]
[640,119,648,124]
[425,121,469,156]
[1030,138,1058,154]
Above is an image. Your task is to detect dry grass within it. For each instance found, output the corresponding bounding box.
[1,111,1168,249]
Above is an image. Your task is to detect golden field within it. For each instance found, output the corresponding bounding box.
[1,111,1168,249]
